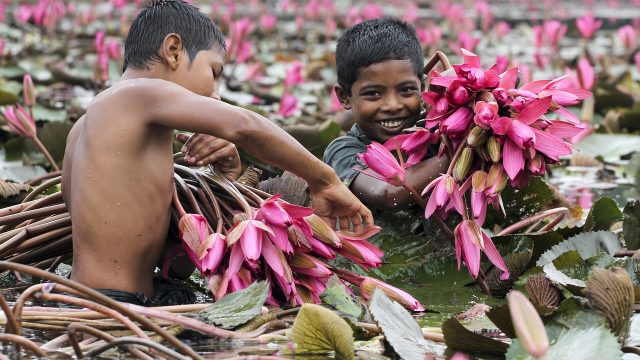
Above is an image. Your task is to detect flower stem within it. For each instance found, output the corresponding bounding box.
[402,182,454,241]
[31,136,59,171]
[172,185,187,218]
[496,207,569,236]
[445,138,467,176]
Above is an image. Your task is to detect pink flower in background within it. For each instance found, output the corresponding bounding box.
[106,40,119,60]
[454,220,509,280]
[16,4,32,24]
[533,51,549,69]
[543,20,567,50]
[357,142,406,186]
[417,24,442,47]
[494,55,509,75]
[345,6,362,27]
[259,14,276,32]
[95,31,105,53]
[532,25,544,48]
[324,17,337,39]
[475,1,494,32]
[452,32,480,54]
[493,21,511,41]
[576,58,595,90]
[235,41,253,63]
[2,104,36,138]
[403,2,418,23]
[0,39,5,56]
[303,0,320,19]
[330,87,343,111]
[23,74,35,107]
[278,92,298,117]
[361,3,383,19]
[618,25,637,50]
[284,61,304,90]
[576,11,602,39]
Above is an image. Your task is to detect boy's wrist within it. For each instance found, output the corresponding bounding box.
[306,161,341,192]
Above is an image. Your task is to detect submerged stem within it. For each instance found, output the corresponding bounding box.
[32,136,59,171]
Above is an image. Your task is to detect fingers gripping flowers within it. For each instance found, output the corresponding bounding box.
[357,49,591,282]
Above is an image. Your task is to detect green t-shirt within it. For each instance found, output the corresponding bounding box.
[323,124,371,187]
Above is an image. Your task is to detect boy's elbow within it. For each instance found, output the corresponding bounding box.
[366,186,411,211]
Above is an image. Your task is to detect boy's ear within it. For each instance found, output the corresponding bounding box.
[160,33,184,71]
[334,84,351,110]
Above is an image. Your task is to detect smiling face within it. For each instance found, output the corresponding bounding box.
[336,59,423,143]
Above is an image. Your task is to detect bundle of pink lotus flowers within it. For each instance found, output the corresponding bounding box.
[358,49,591,282]
[170,190,425,311]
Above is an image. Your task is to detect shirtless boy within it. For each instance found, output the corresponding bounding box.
[324,18,449,210]
[61,0,372,303]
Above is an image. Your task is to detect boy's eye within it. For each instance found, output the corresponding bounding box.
[400,87,418,94]
[362,91,381,97]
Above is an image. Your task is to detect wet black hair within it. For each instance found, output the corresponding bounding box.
[336,18,424,95]
[123,0,226,71]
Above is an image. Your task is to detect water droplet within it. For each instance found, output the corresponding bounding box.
[116,202,121,206]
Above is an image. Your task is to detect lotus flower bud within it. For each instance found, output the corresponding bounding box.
[526,147,536,160]
[467,126,489,147]
[453,147,473,181]
[360,277,425,311]
[233,213,249,224]
[492,87,510,106]
[529,154,546,175]
[471,170,488,192]
[475,90,496,103]
[474,145,490,162]
[447,81,472,106]
[507,291,549,359]
[486,164,508,194]
[22,74,35,107]
[486,136,501,162]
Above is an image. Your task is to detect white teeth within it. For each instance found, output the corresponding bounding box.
[380,120,403,128]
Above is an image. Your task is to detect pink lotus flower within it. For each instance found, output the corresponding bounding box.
[417,24,442,47]
[576,12,602,39]
[290,253,332,277]
[330,87,343,111]
[284,61,303,90]
[447,80,472,105]
[454,220,509,280]
[16,4,32,24]
[357,142,406,186]
[393,128,439,167]
[95,30,105,53]
[278,92,297,117]
[23,74,35,107]
[475,1,494,32]
[336,226,383,269]
[303,0,320,19]
[543,20,567,50]
[177,214,227,275]
[508,291,549,358]
[532,25,544,48]
[473,101,499,128]
[257,194,313,254]
[106,40,119,60]
[576,58,595,90]
[260,14,276,31]
[493,21,511,41]
[618,25,636,50]
[2,104,36,138]
[422,174,464,219]
[422,90,450,123]
[361,3,383,19]
[227,215,275,262]
[360,277,425,311]
[403,2,418,23]
[441,106,474,137]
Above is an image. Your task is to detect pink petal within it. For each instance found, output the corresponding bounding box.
[539,89,579,106]
[200,233,226,274]
[531,128,572,161]
[471,191,487,226]
[519,79,551,93]
[508,120,536,148]
[269,225,294,254]
[429,75,458,87]
[482,232,510,280]
[516,96,552,125]
[384,133,412,151]
[240,221,263,261]
[461,48,480,68]
[546,120,586,139]
[554,106,581,124]
[261,236,286,278]
[424,193,438,219]
[490,117,512,135]
[499,67,519,90]
[503,139,525,180]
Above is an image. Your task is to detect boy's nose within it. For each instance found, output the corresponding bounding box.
[381,94,403,113]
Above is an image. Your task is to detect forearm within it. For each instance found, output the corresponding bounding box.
[351,154,450,210]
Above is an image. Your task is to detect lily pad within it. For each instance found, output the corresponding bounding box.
[576,134,640,162]
[536,231,621,267]
[196,281,269,329]
[38,121,74,164]
[320,275,365,320]
[369,289,443,359]
[442,317,509,356]
[289,303,355,359]
[583,197,623,232]
[545,326,622,360]
[486,304,516,339]
[0,179,31,199]
[623,200,640,249]
[33,104,68,122]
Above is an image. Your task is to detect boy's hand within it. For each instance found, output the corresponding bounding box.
[176,133,242,180]
[309,179,374,233]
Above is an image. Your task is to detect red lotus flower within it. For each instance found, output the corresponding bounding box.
[576,12,602,39]
[358,142,406,186]
[422,174,464,219]
[2,104,36,138]
[360,277,425,311]
[454,220,509,280]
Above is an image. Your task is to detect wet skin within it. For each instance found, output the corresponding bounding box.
[63,34,373,297]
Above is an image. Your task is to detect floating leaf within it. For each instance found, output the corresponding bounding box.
[486,304,516,339]
[623,200,640,250]
[0,87,19,105]
[583,197,623,232]
[442,317,509,356]
[369,289,443,359]
[536,231,621,267]
[289,303,355,359]
[545,326,622,360]
[38,121,73,164]
[583,267,635,336]
[196,281,268,329]
[493,231,564,268]
[486,252,532,297]
[542,263,586,288]
[320,275,365,320]
[576,134,640,162]
[32,104,68,122]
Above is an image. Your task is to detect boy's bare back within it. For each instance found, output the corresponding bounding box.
[63,79,177,296]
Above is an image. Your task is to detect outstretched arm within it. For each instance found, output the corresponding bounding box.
[139,80,373,230]
[352,154,449,211]
[176,133,242,180]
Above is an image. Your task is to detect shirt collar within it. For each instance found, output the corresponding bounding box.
[346,124,372,145]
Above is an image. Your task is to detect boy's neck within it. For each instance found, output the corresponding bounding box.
[121,67,167,81]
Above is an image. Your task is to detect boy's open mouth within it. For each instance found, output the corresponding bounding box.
[377,118,408,131]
